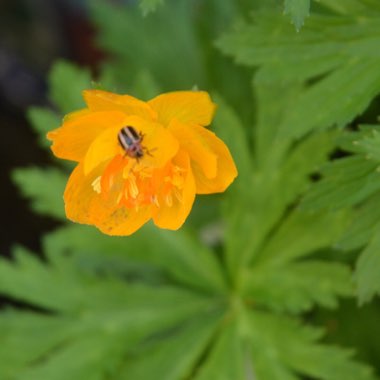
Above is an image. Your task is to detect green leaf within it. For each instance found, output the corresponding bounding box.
[194,320,245,380]
[0,312,80,379]
[337,191,380,250]
[119,312,222,380]
[212,94,252,193]
[12,167,67,220]
[224,130,340,277]
[315,300,380,368]
[253,81,304,167]
[318,0,380,15]
[0,245,222,380]
[354,128,380,162]
[243,260,353,313]
[43,224,227,293]
[355,231,380,304]
[27,107,61,148]
[217,9,380,139]
[247,311,376,380]
[49,60,92,113]
[139,0,165,16]
[284,0,310,31]
[90,0,204,91]
[257,209,349,265]
[301,155,380,211]
[301,125,380,304]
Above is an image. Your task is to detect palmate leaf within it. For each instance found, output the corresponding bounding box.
[42,224,227,294]
[222,89,340,277]
[197,87,374,377]
[217,3,380,140]
[0,244,225,380]
[0,243,374,380]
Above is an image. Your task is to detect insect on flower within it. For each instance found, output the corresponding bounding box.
[118,125,145,160]
[47,89,238,236]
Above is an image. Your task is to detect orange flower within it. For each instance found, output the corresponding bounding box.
[47,90,238,235]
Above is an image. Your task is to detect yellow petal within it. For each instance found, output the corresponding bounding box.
[120,115,179,169]
[168,119,217,178]
[95,206,152,236]
[153,151,196,230]
[189,125,238,194]
[64,162,151,236]
[47,110,125,162]
[64,162,105,225]
[84,125,122,175]
[148,91,216,127]
[83,89,157,121]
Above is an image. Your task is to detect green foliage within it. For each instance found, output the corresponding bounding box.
[139,0,165,16]
[217,2,380,139]
[284,0,310,31]
[12,167,67,220]
[49,60,92,113]
[7,0,380,378]
[89,0,254,118]
[355,233,380,304]
[217,0,380,306]
[315,300,380,372]
[27,107,61,148]
[301,126,380,303]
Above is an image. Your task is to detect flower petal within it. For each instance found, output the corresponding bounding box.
[168,119,217,179]
[84,125,122,175]
[148,91,216,127]
[84,114,179,176]
[64,162,151,236]
[83,89,157,121]
[153,150,196,230]
[64,162,105,225]
[95,206,152,236]
[47,110,125,162]
[189,125,238,194]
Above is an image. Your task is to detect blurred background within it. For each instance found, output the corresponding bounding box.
[0,0,103,256]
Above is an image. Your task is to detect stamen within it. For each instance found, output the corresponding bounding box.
[173,188,183,203]
[165,193,173,207]
[172,174,184,188]
[151,195,160,207]
[91,176,101,194]
[128,175,139,199]
[123,160,134,179]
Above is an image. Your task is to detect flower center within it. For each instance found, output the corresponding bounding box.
[94,154,185,210]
